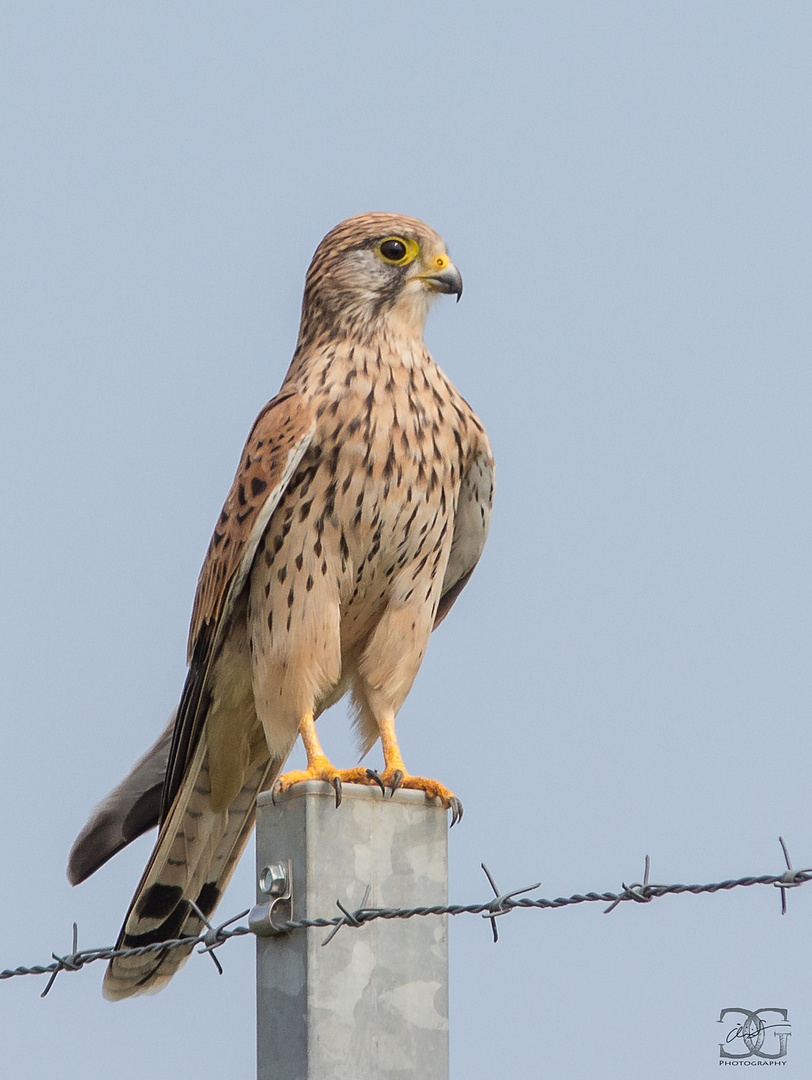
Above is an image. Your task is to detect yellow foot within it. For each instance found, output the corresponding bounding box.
[272,762,378,808]
[363,768,463,826]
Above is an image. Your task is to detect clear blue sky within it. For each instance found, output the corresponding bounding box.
[3,3,812,1076]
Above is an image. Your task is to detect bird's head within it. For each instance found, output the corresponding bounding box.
[298,212,463,346]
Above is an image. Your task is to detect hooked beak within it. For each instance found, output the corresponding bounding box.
[419,259,463,302]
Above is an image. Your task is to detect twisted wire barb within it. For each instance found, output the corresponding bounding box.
[4,838,811,993]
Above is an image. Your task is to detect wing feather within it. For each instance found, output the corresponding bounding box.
[102,391,316,997]
[161,391,315,820]
[434,447,494,628]
[67,713,175,885]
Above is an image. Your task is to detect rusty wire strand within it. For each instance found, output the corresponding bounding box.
[4,837,811,994]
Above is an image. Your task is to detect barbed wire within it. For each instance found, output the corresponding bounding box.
[3,836,810,996]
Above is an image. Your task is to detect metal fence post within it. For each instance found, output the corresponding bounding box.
[254,780,449,1080]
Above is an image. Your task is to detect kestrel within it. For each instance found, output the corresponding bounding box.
[68,213,494,999]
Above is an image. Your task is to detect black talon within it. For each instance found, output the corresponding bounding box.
[271,782,281,806]
[331,775,343,808]
[389,769,404,797]
[365,768,386,797]
[449,798,463,827]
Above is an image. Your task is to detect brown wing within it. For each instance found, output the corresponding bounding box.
[160,391,315,820]
[187,390,316,661]
[434,447,494,628]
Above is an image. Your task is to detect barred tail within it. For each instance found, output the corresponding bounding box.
[102,732,281,1000]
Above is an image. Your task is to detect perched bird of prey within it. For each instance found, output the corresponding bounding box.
[68,213,494,999]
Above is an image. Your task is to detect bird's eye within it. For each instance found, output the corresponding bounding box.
[378,237,410,264]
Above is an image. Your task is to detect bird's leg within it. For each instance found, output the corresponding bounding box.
[272,713,380,808]
[378,714,407,783]
[273,714,462,823]
[366,715,463,825]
